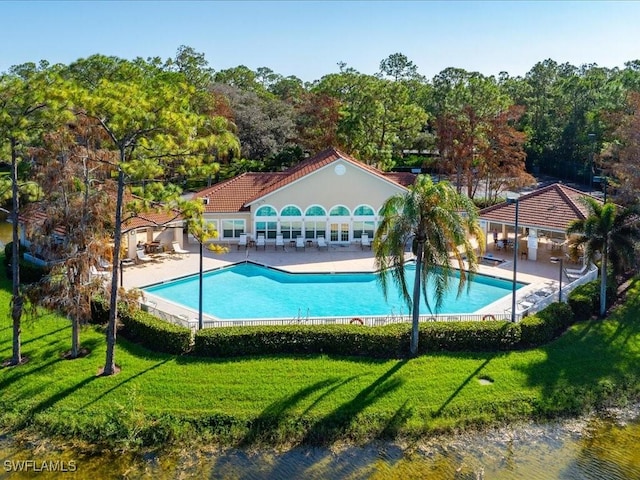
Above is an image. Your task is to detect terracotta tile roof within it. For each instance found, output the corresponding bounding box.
[197,172,286,213]
[19,196,183,234]
[195,147,415,212]
[122,209,183,230]
[479,183,602,232]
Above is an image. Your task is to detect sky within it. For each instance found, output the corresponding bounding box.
[1,1,639,82]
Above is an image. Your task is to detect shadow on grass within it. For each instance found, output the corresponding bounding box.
[433,355,494,418]
[240,378,345,447]
[76,356,171,412]
[301,360,408,445]
[518,280,640,414]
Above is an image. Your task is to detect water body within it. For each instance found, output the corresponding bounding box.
[144,262,524,320]
[0,212,11,246]
[1,409,638,479]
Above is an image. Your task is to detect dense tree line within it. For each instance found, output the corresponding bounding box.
[2,46,640,372]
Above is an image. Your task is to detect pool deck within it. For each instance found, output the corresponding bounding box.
[121,237,576,324]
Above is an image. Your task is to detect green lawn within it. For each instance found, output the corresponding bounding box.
[1,271,639,450]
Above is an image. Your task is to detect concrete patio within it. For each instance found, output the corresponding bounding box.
[116,232,598,329]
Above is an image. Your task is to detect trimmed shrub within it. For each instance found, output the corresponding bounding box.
[193,320,522,359]
[194,324,410,359]
[418,320,521,353]
[120,310,191,355]
[567,282,596,321]
[520,302,574,347]
[90,296,110,325]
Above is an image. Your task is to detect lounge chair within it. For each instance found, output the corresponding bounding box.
[317,236,328,250]
[565,264,590,276]
[563,268,582,280]
[255,234,266,250]
[275,234,284,250]
[295,235,305,250]
[90,265,109,279]
[361,233,371,250]
[171,241,190,255]
[136,249,153,264]
[237,234,248,250]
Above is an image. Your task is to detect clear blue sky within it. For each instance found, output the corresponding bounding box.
[1,1,639,81]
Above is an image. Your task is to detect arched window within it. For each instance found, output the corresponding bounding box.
[305,205,326,217]
[256,205,277,217]
[280,205,302,240]
[280,205,302,216]
[304,205,327,239]
[329,205,350,216]
[255,205,277,239]
[329,205,351,242]
[353,204,375,239]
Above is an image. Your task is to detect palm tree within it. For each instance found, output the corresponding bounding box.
[374,175,485,356]
[566,197,640,316]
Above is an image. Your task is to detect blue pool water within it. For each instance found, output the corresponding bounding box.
[144,262,524,320]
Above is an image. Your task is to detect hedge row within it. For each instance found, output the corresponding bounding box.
[90,297,192,355]
[89,278,611,359]
[119,310,192,355]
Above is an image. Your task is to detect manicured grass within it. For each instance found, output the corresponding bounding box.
[1,270,639,450]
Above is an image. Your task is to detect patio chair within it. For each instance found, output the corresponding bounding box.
[171,241,190,255]
[361,233,371,250]
[90,265,109,279]
[255,234,266,250]
[295,235,305,250]
[317,235,328,250]
[565,263,590,276]
[275,234,284,250]
[563,268,582,280]
[237,234,248,250]
[136,249,153,264]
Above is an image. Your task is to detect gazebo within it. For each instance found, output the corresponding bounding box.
[479,183,602,262]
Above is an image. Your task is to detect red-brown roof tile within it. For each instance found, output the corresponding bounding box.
[479,183,602,232]
[195,147,415,212]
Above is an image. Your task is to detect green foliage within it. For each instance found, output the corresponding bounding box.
[418,321,521,353]
[120,310,192,355]
[519,302,574,347]
[194,324,409,359]
[567,282,599,321]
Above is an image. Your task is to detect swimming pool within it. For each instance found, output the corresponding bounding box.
[143,262,524,320]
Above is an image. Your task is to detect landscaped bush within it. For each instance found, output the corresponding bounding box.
[120,310,192,355]
[90,296,110,324]
[193,320,523,358]
[418,320,521,353]
[519,302,574,347]
[194,324,410,358]
[567,282,597,321]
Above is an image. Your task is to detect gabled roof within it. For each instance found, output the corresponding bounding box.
[197,147,415,213]
[479,183,602,232]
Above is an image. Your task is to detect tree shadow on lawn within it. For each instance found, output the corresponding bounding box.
[238,360,409,448]
[76,356,171,412]
[433,355,495,418]
[300,360,408,445]
[0,337,102,393]
[517,306,640,413]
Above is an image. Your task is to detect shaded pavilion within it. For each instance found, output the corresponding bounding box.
[479,183,602,262]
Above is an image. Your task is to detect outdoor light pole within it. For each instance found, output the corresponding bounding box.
[550,256,564,302]
[198,240,203,330]
[507,194,520,322]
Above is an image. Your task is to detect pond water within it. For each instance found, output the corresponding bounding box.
[2,409,638,479]
[0,212,11,246]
